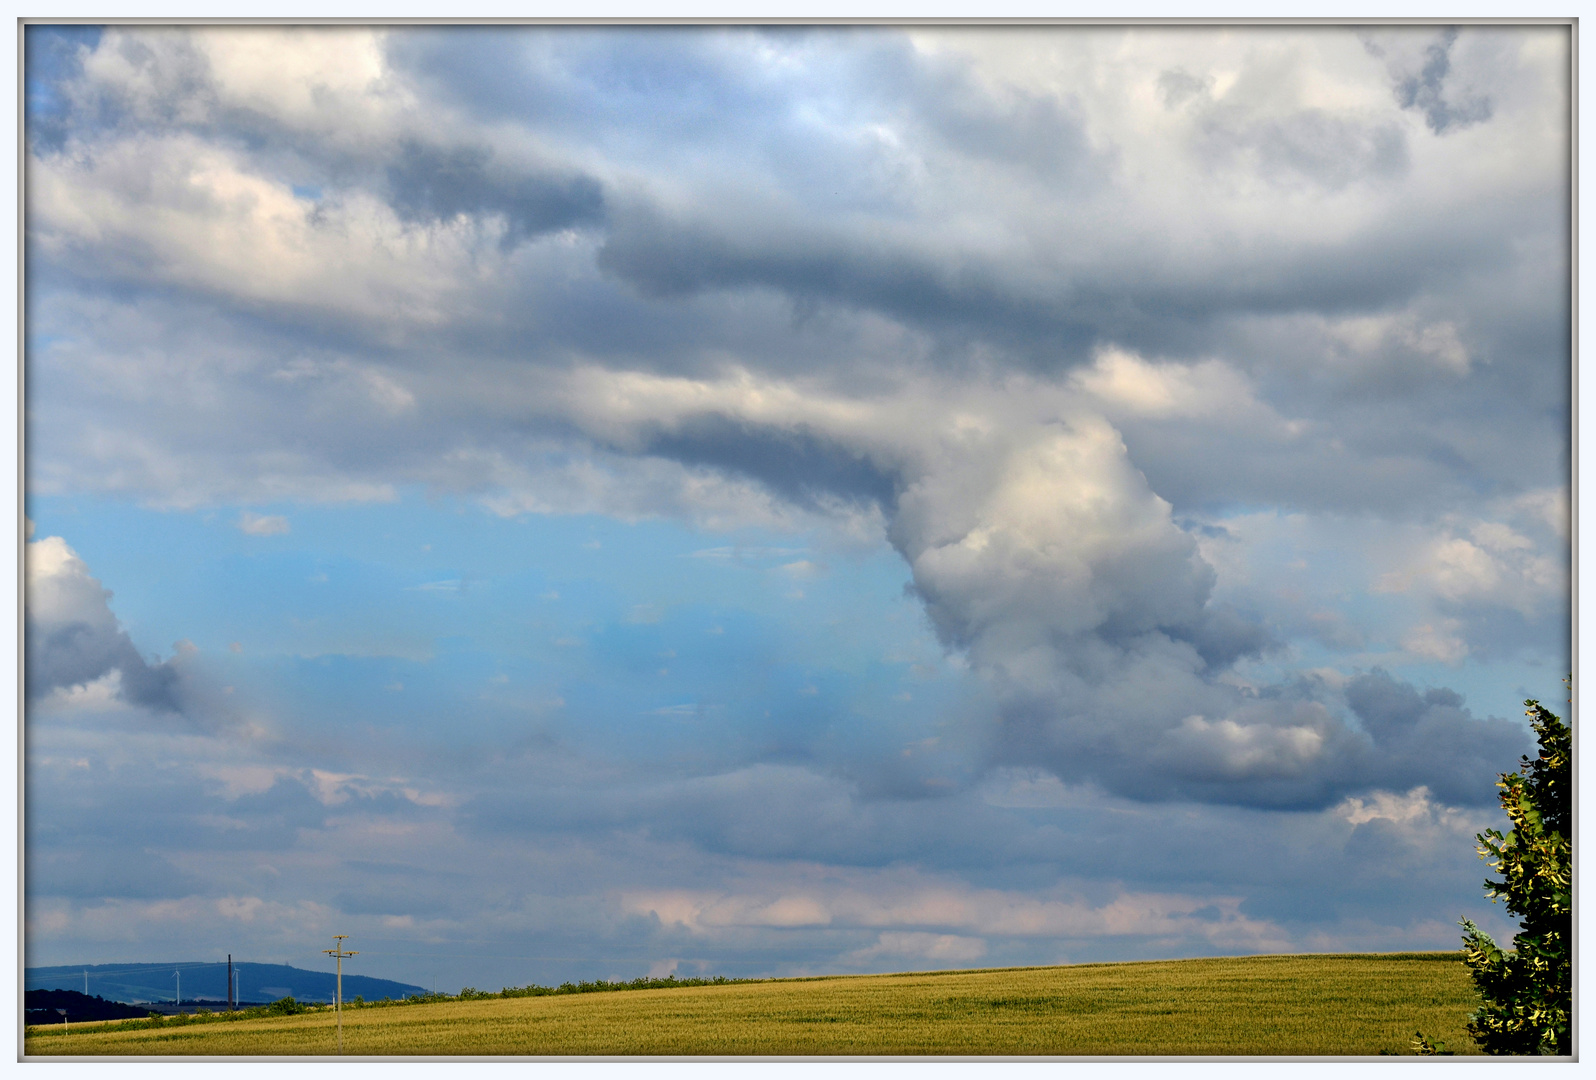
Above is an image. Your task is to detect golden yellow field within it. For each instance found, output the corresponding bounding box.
[25,952,1481,1057]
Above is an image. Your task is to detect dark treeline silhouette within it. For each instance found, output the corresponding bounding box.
[24,989,149,1024]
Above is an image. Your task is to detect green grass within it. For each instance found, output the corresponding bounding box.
[25,952,1481,1056]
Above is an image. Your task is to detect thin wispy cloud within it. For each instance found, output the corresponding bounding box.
[236,512,290,536]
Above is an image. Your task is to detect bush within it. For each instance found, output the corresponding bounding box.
[1411,1032,1453,1055]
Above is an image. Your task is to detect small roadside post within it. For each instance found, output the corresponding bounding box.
[55,1008,67,1032]
[323,935,359,1055]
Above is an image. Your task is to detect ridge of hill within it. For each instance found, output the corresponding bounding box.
[24,989,150,1025]
[24,962,427,1005]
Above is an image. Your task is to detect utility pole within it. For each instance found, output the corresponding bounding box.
[322,936,358,1056]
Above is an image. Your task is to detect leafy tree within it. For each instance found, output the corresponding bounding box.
[1458,694,1571,1055]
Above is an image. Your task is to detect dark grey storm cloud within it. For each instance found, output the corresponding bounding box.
[25,536,183,713]
[386,139,605,248]
[988,665,1531,811]
[1379,28,1496,135]
[640,415,901,512]
[1345,668,1533,806]
[1171,604,1278,672]
[591,203,1097,358]
[26,620,182,713]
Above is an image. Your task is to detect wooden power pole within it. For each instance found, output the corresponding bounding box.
[322,936,358,1055]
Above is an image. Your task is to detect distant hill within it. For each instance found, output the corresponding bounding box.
[25,962,428,1005]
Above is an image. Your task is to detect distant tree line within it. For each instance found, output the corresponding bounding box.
[24,989,149,1024]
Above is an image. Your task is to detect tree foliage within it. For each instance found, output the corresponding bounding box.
[1459,695,1571,1055]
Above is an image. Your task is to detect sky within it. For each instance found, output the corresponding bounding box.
[21,23,1572,994]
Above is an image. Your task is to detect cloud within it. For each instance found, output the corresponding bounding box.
[1401,620,1469,665]
[689,545,807,563]
[37,319,1546,810]
[236,511,290,536]
[1069,348,1284,422]
[845,932,987,966]
[1399,524,1564,616]
[450,359,1438,806]
[1319,312,1471,376]
[24,641,1517,982]
[25,534,183,712]
[28,845,204,901]
[70,26,398,136]
[1337,785,1442,828]
[385,138,605,248]
[1366,504,1568,663]
[1187,94,1408,191]
[409,579,463,593]
[26,26,1569,526]
[620,871,1291,958]
[1342,668,1530,806]
[892,412,1212,659]
[1366,28,1494,135]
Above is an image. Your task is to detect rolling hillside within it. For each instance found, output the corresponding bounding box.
[24,962,427,1006]
[25,952,1482,1057]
